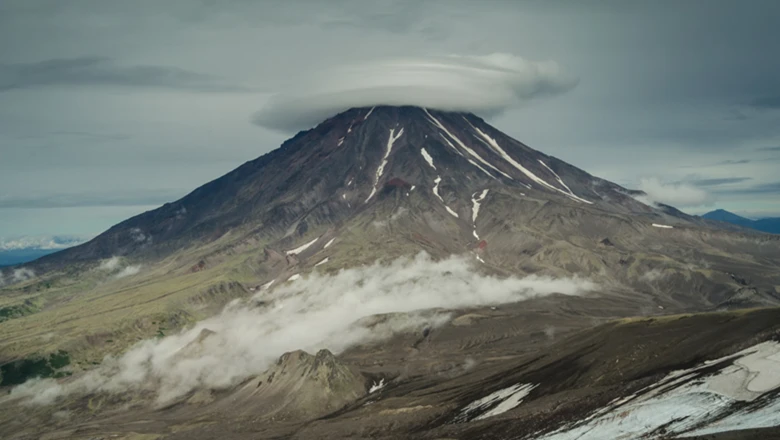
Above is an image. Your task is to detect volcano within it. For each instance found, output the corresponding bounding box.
[2,106,780,439]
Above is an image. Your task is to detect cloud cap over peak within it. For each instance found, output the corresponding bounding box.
[252,53,578,132]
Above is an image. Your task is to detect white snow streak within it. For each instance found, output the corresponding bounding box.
[470,125,588,203]
[364,106,375,120]
[285,237,319,256]
[471,189,489,224]
[652,223,674,229]
[538,160,593,204]
[314,257,329,267]
[461,383,538,421]
[432,175,458,218]
[432,176,444,203]
[337,137,344,146]
[471,189,489,239]
[260,280,275,291]
[420,147,436,170]
[424,108,509,179]
[286,274,300,282]
[366,128,404,203]
[410,185,416,191]
[323,238,336,249]
[369,378,386,394]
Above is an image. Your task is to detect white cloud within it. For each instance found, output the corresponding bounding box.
[9,252,595,406]
[253,53,578,131]
[12,267,35,283]
[0,234,92,251]
[114,265,141,279]
[99,256,121,271]
[637,177,713,208]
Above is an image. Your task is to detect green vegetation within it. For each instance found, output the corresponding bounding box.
[0,350,71,386]
[0,299,41,323]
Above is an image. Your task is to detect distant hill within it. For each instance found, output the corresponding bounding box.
[0,235,92,267]
[702,209,780,234]
[0,249,60,267]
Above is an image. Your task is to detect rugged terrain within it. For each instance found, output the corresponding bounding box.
[1,106,779,439]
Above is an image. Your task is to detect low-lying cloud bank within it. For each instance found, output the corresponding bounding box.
[9,253,595,406]
[97,256,142,279]
[0,267,36,287]
[253,53,578,131]
[636,177,714,208]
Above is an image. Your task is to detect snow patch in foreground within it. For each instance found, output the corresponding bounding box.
[458,383,537,422]
[536,341,780,440]
[652,223,674,229]
[286,237,320,255]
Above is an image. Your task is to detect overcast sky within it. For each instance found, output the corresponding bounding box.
[1,0,779,241]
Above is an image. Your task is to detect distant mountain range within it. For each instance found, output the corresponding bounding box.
[702,209,780,234]
[0,235,92,266]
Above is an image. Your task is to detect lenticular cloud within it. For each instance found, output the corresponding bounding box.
[253,53,578,132]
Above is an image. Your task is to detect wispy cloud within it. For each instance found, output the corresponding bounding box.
[0,234,92,251]
[637,177,714,207]
[0,189,186,209]
[0,57,251,93]
[687,177,752,187]
[9,253,595,406]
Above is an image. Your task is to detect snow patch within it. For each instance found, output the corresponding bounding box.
[445,206,459,218]
[337,137,344,146]
[364,106,375,120]
[285,237,319,256]
[432,176,444,203]
[366,128,404,203]
[260,280,275,291]
[471,189,489,224]
[459,383,537,421]
[536,341,780,439]
[652,223,674,229]
[314,257,329,267]
[369,378,386,394]
[286,274,300,282]
[420,147,436,170]
[323,238,336,249]
[410,185,416,191]
[471,189,489,240]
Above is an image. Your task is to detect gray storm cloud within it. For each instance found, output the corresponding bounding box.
[253,53,578,131]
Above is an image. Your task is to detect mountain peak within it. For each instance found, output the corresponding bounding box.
[32,105,655,269]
